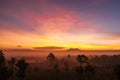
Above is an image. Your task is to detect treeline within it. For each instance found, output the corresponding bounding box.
[90,55,120,66]
[0,50,28,80]
[0,50,120,80]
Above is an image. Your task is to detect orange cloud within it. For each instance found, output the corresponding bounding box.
[33,46,65,51]
[0,0,120,50]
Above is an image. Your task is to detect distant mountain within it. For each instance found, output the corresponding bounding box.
[66,48,81,52]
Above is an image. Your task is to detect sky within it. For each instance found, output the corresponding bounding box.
[0,0,120,50]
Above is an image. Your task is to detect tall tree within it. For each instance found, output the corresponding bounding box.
[8,57,16,80]
[0,50,11,80]
[47,53,57,70]
[76,55,88,66]
[16,59,29,80]
[0,50,5,66]
[76,55,88,80]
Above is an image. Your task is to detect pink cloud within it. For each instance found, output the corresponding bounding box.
[0,0,108,41]
[1,0,103,37]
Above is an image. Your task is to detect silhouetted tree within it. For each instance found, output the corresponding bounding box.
[76,55,88,66]
[66,54,71,71]
[0,50,11,80]
[8,57,16,66]
[67,54,71,61]
[15,59,29,80]
[60,57,69,72]
[0,50,5,66]
[76,55,89,80]
[47,53,57,70]
[63,60,69,72]
[8,57,16,80]
[76,55,95,80]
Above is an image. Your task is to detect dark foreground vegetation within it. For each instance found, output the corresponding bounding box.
[0,50,120,80]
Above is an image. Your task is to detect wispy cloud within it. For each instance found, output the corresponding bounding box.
[0,0,120,50]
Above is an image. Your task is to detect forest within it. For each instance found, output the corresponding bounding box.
[0,50,120,80]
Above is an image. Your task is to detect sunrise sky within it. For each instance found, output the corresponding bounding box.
[0,0,120,50]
